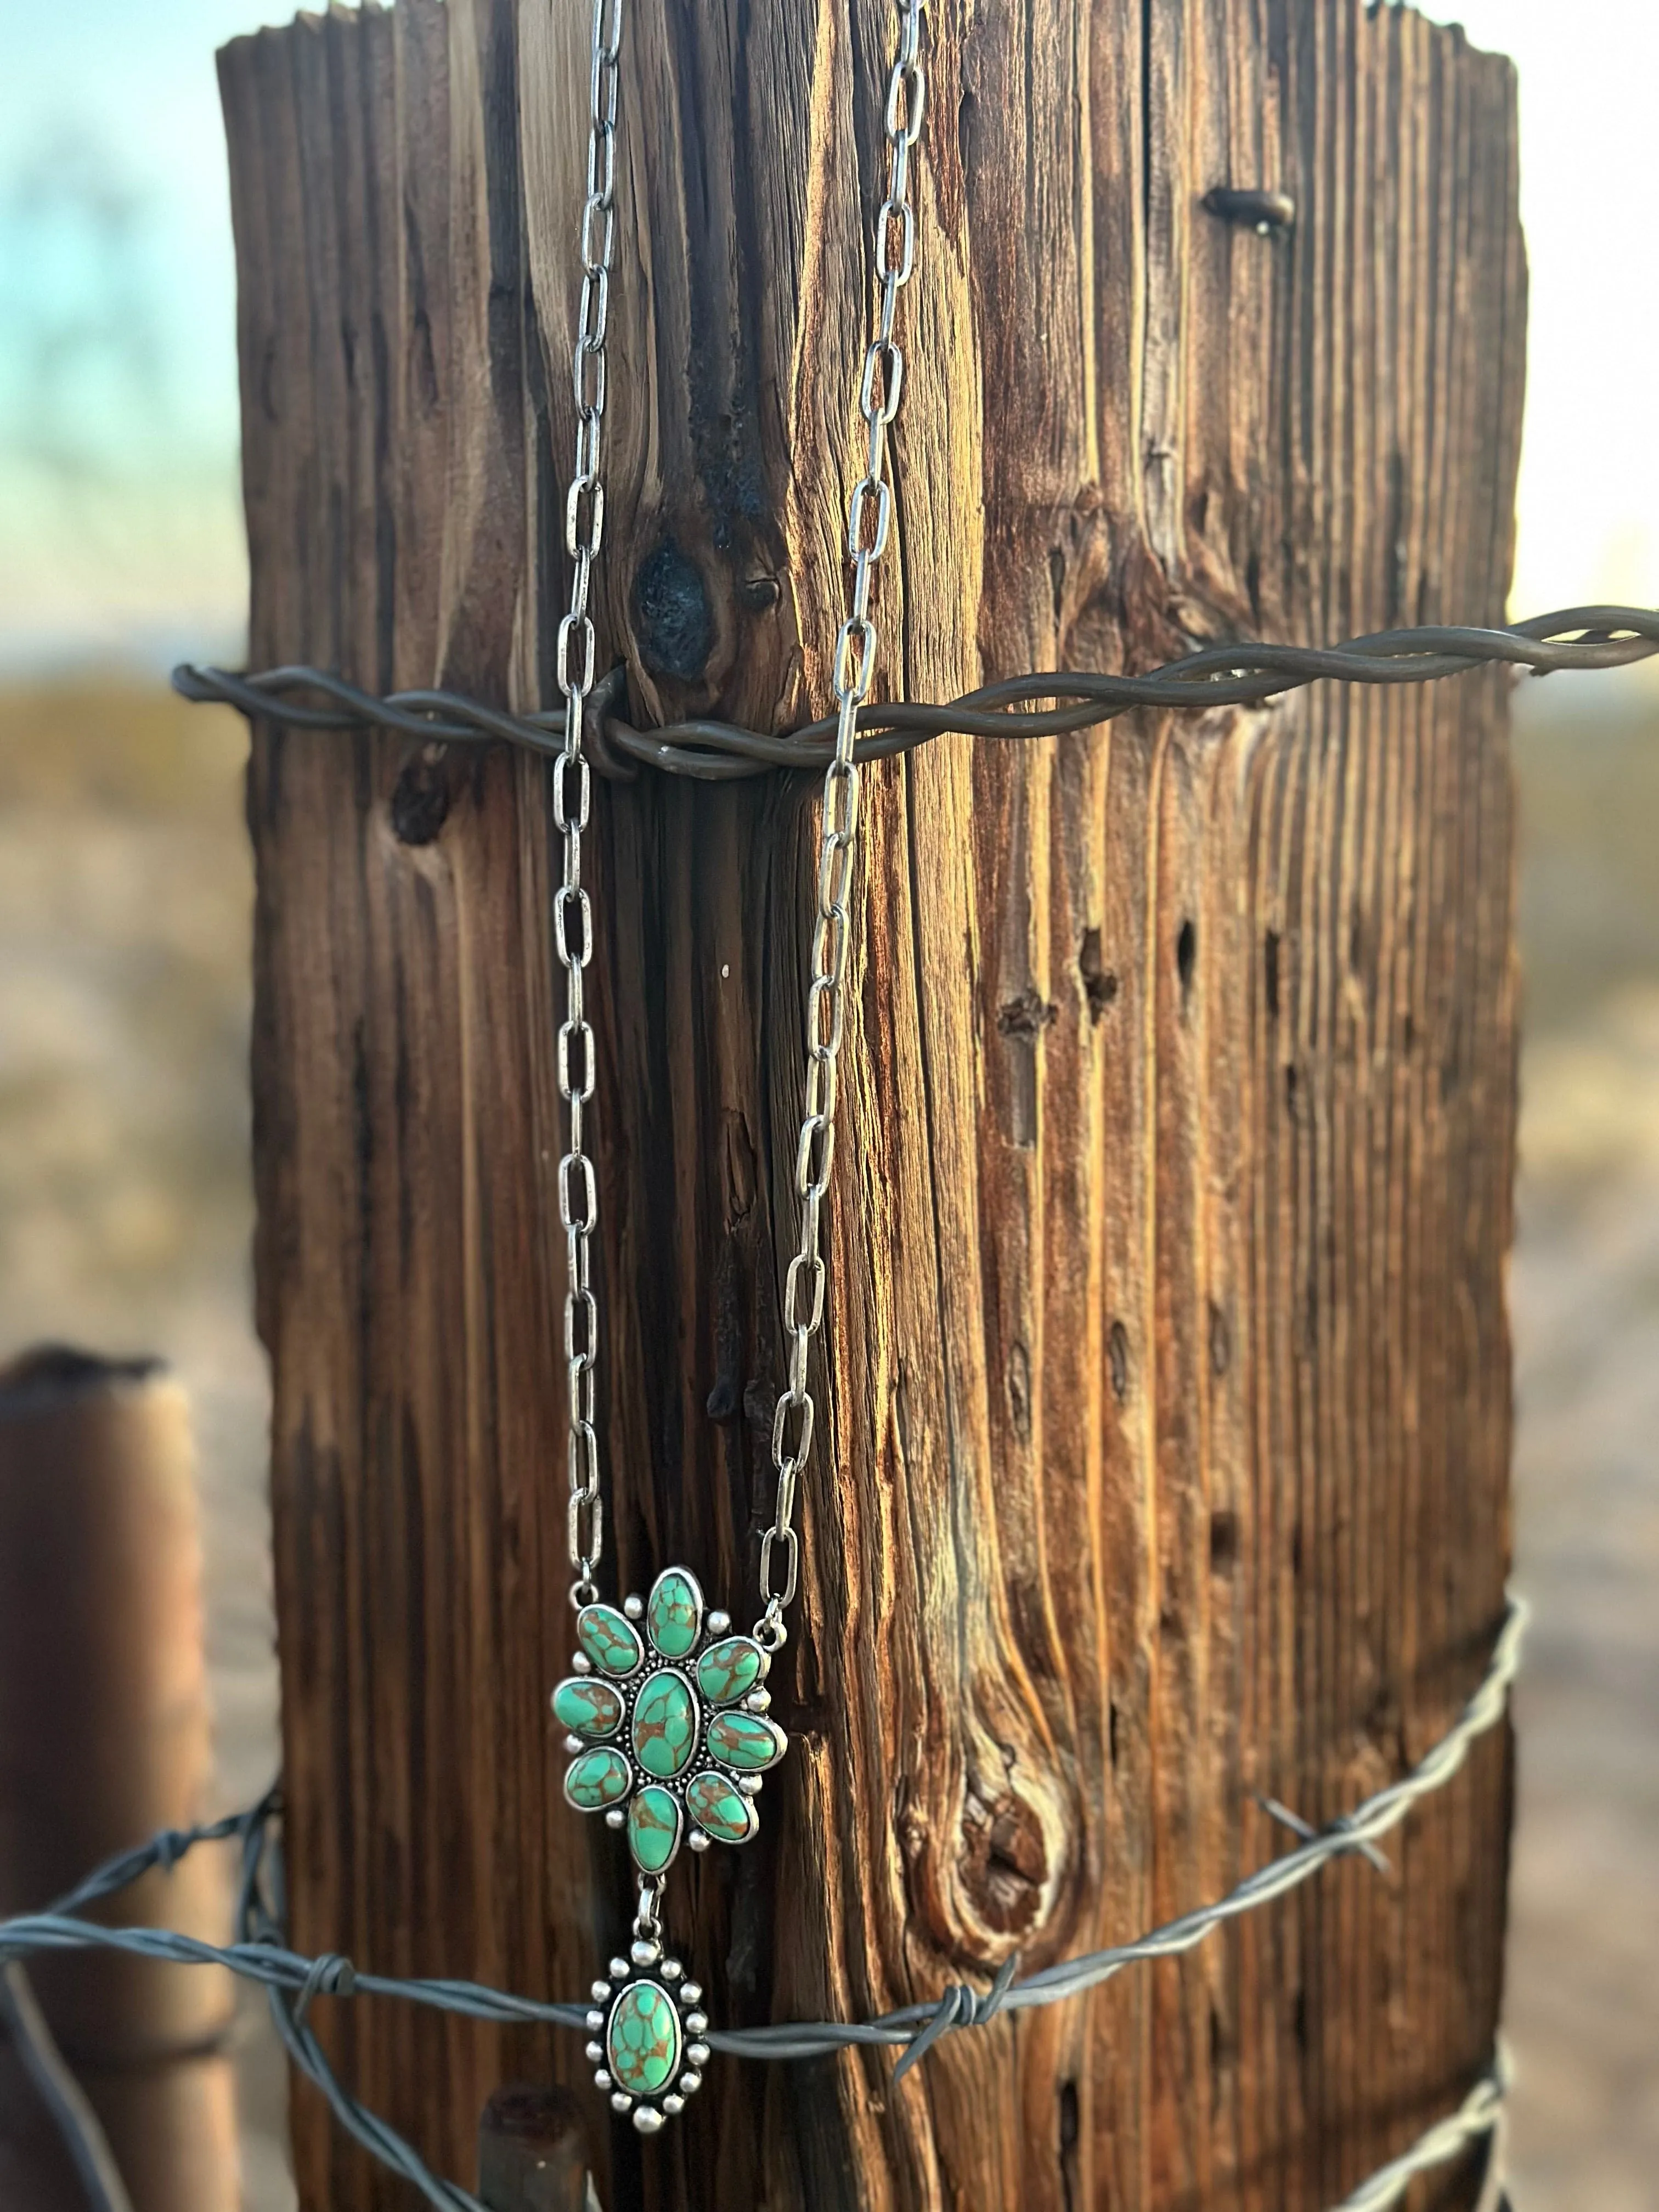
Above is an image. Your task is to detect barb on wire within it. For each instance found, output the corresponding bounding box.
[707,1593,1528,2054]
[172,603,1659,784]
[1257,1792,1391,1877]
[0,1598,1525,2212]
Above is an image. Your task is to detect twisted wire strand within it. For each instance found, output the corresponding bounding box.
[0,1963,137,2212]
[0,1598,1525,2212]
[1331,2044,1513,2212]
[172,604,1659,785]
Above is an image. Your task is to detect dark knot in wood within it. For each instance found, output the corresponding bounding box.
[1078,928,1119,1021]
[389,748,455,845]
[996,987,1057,1042]
[1108,1321,1131,1404]
[961,1786,1050,1938]
[631,539,715,681]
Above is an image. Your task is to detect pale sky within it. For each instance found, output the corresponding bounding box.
[0,0,1652,668]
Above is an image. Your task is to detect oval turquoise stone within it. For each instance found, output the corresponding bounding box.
[686,1770,758,1844]
[645,1567,703,1660]
[577,1604,643,1677]
[695,1636,766,1707]
[551,1675,623,1738]
[631,1669,698,1780]
[707,1710,787,1772]
[627,1786,682,1875]
[607,1979,681,2097]
[563,1746,630,1811]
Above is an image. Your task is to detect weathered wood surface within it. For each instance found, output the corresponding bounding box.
[0,1350,236,2212]
[221,2,1523,2206]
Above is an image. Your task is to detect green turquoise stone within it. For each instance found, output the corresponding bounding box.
[607,1979,681,2097]
[551,1675,623,1738]
[645,1568,703,1660]
[630,1669,698,1781]
[707,1710,787,1773]
[577,1604,643,1677]
[686,1770,758,1844]
[563,1746,630,1811]
[695,1636,766,1707]
[627,1786,682,1875]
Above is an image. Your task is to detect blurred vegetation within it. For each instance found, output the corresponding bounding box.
[0,679,251,1337]
[0,678,244,812]
[1514,678,1659,1032]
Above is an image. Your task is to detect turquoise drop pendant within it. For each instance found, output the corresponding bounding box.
[584,1938,710,2134]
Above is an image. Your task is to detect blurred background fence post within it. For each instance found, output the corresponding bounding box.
[476,2085,595,2212]
[0,1348,238,2212]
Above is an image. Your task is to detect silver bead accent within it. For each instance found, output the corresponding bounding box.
[662,2094,685,2116]
[685,2010,708,2035]
[563,1733,584,1754]
[661,1958,683,1982]
[707,1609,731,1636]
[585,2008,604,2032]
[604,1808,626,1829]
[689,1830,711,1853]
[743,1690,771,1713]
[611,2090,633,2114]
[594,2070,612,2091]
[679,1982,702,2006]
[609,1956,631,1980]
[585,2040,603,2063]
[631,1938,662,1968]
[591,1979,611,2004]
[632,2106,665,2135]
[624,1593,645,1619]
[737,1775,761,1797]
[679,2070,702,2095]
[686,2041,711,2068]
[572,1651,592,1674]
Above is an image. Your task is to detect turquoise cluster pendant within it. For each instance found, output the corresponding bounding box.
[553,1566,787,1874]
[554,1566,786,2131]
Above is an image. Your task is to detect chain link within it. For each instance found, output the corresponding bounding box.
[633,1877,664,1944]
[755,0,928,1644]
[560,0,624,1607]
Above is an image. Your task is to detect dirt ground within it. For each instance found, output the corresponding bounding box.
[0,673,1652,2209]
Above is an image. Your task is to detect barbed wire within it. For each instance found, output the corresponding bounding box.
[1334,2045,1513,2212]
[0,1596,1525,2212]
[0,1962,136,2212]
[172,603,1659,785]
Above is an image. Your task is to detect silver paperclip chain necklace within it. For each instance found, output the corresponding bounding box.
[548,0,927,2135]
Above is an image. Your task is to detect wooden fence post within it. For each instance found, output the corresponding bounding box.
[0,1350,237,2212]
[219,2,1523,2206]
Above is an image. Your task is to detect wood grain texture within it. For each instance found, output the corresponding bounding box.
[221,3,1523,2206]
